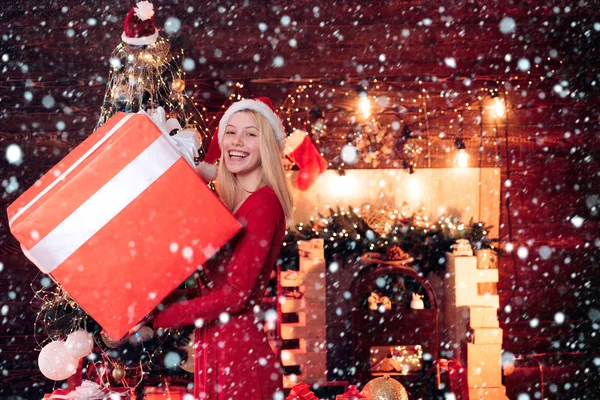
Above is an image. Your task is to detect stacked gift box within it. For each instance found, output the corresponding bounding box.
[444,253,508,400]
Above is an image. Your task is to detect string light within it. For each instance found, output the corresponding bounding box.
[370,345,423,375]
[358,92,372,119]
[493,96,506,118]
[454,138,470,168]
[490,85,506,118]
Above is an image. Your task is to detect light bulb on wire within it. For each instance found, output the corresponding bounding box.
[454,138,469,168]
[493,96,505,118]
[490,86,506,118]
[358,92,371,119]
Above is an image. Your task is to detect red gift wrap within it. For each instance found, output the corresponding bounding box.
[336,385,366,400]
[8,112,241,339]
[143,385,188,399]
[287,382,320,400]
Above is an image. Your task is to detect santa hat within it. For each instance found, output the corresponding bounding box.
[195,97,285,182]
[284,130,328,191]
[122,1,159,46]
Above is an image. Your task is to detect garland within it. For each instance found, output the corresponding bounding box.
[280,206,494,275]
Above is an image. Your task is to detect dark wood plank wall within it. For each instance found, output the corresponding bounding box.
[1,0,598,397]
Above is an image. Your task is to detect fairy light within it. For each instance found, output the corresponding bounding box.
[358,93,372,119]
[370,345,423,374]
[493,96,505,118]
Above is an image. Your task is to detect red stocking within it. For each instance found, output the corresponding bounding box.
[285,130,328,191]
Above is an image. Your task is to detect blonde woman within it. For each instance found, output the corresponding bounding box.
[154,98,293,400]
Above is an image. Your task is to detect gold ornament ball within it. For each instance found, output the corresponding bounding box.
[172,78,185,93]
[361,375,409,400]
[112,366,126,381]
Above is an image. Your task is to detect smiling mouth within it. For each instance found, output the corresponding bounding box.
[228,150,249,159]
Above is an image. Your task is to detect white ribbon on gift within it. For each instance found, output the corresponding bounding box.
[146,106,202,167]
[49,380,113,400]
[11,111,200,275]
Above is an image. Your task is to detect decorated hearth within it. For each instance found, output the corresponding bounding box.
[349,264,438,392]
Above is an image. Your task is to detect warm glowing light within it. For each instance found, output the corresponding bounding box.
[328,173,359,199]
[455,149,470,168]
[407,175,421,201]
[358,95,371,118]
[493,97,505,118]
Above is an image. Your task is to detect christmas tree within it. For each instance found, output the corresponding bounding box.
[34,2,204,397]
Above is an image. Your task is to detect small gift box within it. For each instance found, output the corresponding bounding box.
[143,385,188,399]
[336,385,366,400]
[287,382,319,400]
[43,381,131,399]
[8,112,241,339]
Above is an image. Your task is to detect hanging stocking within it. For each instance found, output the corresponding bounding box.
[285,130,328,191]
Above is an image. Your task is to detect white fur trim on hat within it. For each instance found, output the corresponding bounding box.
[122,28,159,46]
[218,99,286,150]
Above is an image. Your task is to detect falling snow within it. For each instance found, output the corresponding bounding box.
[1,2,599,399]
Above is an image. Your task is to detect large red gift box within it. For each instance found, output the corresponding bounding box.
[7,112,241,339]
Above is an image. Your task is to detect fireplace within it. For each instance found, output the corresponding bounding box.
[349,263,439,392]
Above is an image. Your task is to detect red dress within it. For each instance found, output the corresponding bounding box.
[154,186,285,400]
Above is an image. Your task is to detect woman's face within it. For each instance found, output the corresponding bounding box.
[222,111,261,176]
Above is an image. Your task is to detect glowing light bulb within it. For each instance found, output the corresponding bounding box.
[493,96,505,118]
[358,95,371,119]
[455,148,470,168]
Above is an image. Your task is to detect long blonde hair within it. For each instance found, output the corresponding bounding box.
[216,110,294,228]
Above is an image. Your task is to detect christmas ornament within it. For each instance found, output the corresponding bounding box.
[368,292,392,310]
[172,78,186,93]
[112,366,126,381]
[361,375,409,400]
[368,292,380,311]
[101,330,129,349]
[129,326,155,345]
[38,341,79,381]
[122,1,159,46]
[380,296,392,310]
[65,329,94,358]
[410,293,424,310]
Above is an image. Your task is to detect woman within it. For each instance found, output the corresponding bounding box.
[153,97,293,400]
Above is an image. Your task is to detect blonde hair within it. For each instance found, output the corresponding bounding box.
[216,110,294,228]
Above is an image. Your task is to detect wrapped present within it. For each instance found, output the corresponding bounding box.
[44,389,71,399]
[287,382,319,400]
[144,386,188,399]
[336,385,366,400]
[8,112,241,339]
[43,380,130,399]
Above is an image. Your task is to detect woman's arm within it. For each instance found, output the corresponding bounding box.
[153,202,279,328]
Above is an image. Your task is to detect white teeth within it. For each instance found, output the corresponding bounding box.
[229,151,248,158]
